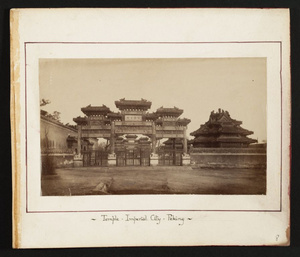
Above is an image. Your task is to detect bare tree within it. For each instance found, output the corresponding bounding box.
[40,98,51,107]
[52,111,61,121]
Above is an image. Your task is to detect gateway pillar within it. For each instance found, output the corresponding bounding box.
[74,125,83,167]
[108,121,116,166]
[150,122,159,166]
[182,126,190,166]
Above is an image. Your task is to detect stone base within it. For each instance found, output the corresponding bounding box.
[150,153,159,166]
[190,149,266,169]
[182,154,191,166]
[73,155,83,167]
[108,153,117,166]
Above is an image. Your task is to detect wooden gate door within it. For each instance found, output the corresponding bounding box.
[116,149,150,166]
[125,149,140,166]
[116,150,126,166]
[158,149,182,166]
[82,150,108,166]
[140,149,150,166]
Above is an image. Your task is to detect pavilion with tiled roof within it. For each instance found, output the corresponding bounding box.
[190,108,257,148]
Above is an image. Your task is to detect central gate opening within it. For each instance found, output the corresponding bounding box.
[116,148,150,166]
[115,135,151,166]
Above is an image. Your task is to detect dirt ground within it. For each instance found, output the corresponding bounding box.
[41,166,266,196]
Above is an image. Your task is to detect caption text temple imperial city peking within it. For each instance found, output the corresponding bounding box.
[40,98,266,171]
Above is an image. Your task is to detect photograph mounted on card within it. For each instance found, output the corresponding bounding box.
[11,9,290,248]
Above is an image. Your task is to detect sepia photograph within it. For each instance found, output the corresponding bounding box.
[11,9,290,248]
[39,58,267,196]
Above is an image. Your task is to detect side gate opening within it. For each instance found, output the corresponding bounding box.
[82,150,108,167]
[158,149,183,166]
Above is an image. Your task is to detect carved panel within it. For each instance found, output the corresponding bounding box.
[156,126,184,131]
[115,126,152,134]
[156,133,184,139]
[124,115,142,121]
[82,133,111,138]
[115,121,152,126]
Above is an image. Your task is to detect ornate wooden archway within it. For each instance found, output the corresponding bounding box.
[73,99,191,166]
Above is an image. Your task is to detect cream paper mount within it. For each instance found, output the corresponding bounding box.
[10,8,290,248]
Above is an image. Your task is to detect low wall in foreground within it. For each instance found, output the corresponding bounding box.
[190,148,266,169]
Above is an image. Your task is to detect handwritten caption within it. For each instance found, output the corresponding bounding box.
[91,214,192,226]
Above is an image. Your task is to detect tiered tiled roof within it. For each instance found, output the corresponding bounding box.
[73,116,88,125]
[176,118,191,126]
[81,104,111,116]
[107,112,122,120]
[115,98,152,110]
[192,136,217,143]
[156,106,183,117]
[145,112,158,120]
[66,135,77,142]
[125,134,138,139]
[190,109,257,148]
[74,99,190,129]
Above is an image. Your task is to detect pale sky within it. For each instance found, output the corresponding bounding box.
[39,58,267,142]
